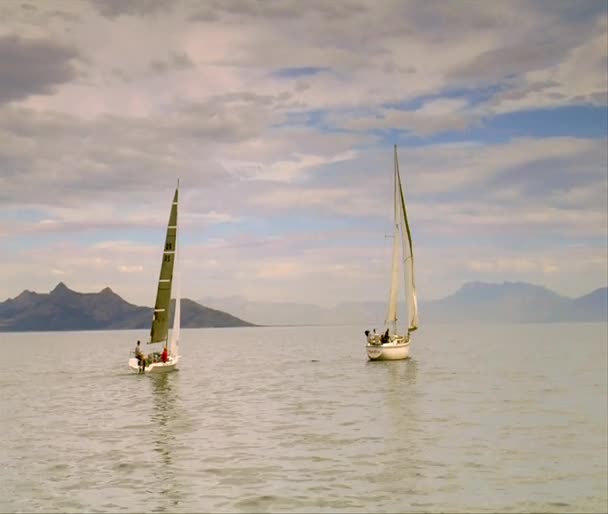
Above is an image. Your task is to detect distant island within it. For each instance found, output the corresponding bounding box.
[0,282,255,332]
[201,281,608,326]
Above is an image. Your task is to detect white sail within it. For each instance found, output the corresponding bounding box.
[386,223,401,325]
[395,146,418,333]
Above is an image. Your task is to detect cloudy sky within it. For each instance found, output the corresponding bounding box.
[1,0,606,307]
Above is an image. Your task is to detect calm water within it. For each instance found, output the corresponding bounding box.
[1,323,606,513]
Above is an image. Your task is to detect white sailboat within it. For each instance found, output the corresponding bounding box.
[366,145,419,361]
[129,182,181,374]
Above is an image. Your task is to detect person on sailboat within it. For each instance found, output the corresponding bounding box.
[135,340,143,361]
[135,340,146,372]
[381,328,388,344]
[161,346,168,363]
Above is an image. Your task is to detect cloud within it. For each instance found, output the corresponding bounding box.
[271,66,329,79]
[89,0,172,18]
[188,0,369,24]
[469,258,543,273]
[335,98,479,135]
[255,260,302,279]
[185,211,240,225]
[3,1,604,120]
[118,265,144,273]
[0,92,290,207]
[0,1,606,307]
[250,187,353,211]
[221,149,357,183]
[486,15,608,113]
[149,51,195,74]
[401,137,606,196]
[414,243,608,300]
[0,34,80,104]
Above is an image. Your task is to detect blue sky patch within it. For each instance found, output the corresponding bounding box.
[271,66,328,79]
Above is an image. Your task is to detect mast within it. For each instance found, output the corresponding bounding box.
[170,178,181,357]
[385,146,401,333]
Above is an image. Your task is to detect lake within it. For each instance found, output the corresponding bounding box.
[1,323,606,513]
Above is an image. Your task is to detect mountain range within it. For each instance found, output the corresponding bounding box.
[200,281,608,326]
[0,282,254,332]
[1,281,605,332]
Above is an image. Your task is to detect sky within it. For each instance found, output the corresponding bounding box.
[0,0,607,307]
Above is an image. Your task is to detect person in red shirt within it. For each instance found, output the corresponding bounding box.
[161,347,168,363]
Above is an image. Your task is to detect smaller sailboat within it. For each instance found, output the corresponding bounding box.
[366,145,419,361]
[129,182,181,374]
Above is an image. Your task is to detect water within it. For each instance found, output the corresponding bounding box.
[1,323,606,513]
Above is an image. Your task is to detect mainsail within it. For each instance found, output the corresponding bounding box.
[385,145,418,335]
[394,146,419,333]
[150,186,179,345]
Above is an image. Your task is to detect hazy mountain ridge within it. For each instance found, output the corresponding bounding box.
[1,281,605,332]
[0,282,255,332]
[201,282,608,326]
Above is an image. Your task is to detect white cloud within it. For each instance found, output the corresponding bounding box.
[185,211,239,225]
[118,265,144,273]
[221,149,357,183]
[488,15,608,114]
[403,137,606,195]
[469,258,553,274]
[1,0,603,119]
[336,98,479,135]
[0,1,606,307]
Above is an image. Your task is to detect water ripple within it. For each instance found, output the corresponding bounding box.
[0,324,606,512]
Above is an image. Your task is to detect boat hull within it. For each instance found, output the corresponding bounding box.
[366,341,410,361]
[128,356,179,374]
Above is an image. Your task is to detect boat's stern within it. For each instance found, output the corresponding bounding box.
[366,345,384,360]
[128,355,180,374]
[128,357,142,373]
[366,340,410,361]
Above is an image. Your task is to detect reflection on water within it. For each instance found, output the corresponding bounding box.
[150,374,174,462]
[383,359,420,497]
[387,357,418,388]
[148,373,181,513]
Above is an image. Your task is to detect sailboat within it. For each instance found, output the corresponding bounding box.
[366,145,419,361]
[129,182,181,374]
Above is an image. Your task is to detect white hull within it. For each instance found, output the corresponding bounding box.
[128,356,179,374]
[366,338,410,361]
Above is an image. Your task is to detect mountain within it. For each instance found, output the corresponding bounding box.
[422,281,571,323]
[0,282,254,332]
[571,287,608,322]
[429,282,607,323]
[201,282,608,326]
[3,281,605,331]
